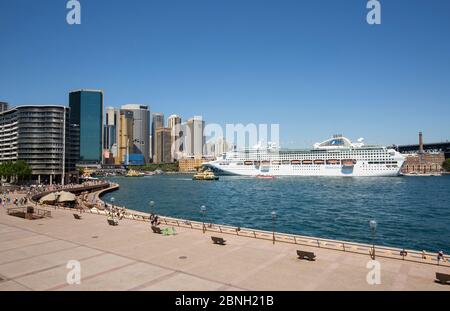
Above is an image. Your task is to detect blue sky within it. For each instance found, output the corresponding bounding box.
[0,0,449,148]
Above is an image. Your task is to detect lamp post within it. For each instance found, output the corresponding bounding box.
[149,200,155,214]
[110,197,115,219]
[201,205,207,233]
[271,211,277,245]
[369,220,377,260]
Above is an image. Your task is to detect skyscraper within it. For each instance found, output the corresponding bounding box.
[154,128,172,164]
[168,115,181,130]
[205,136,230,158]
[69,89,104,164]
[117,110,134,165]
[168,115,182,161]
[105,107,120,162]
[105,107,118,150]
[151,113,164,161]
[185,116,205,159]
[121,104,150,163]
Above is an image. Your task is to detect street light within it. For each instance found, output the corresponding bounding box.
[271,211,277,245]
[369,220,377,260]
[149,200,155,214]
[110,197,115,219]
[201,205,207,233]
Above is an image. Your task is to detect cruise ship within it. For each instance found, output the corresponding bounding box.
[205,135,405,177]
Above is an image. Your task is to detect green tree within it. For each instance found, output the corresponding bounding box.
[0,161,14,182]
[443,159,450,172]
[14,160,32,182]
[0,161,32,183]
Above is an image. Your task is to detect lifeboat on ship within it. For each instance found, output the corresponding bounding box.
[314,160,325,165]
[342,159,356,167]
[291,160,301,165]
[326,159,340,165]
[244,161,253,166]
[302,160,313,165]
[261,160,271,165]
[272,160,281,165]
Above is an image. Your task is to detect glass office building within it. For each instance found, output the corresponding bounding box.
[69,89,103,164]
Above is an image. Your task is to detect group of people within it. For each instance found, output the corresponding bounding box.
[0,191,29,208]
[149,213,160,226]
[107,205,127,220]
[421,250,447,263]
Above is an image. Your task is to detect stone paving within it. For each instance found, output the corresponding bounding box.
[0,206,449,291]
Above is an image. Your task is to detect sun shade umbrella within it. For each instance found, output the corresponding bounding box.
[39,192,59,204]
[56,191,76,203]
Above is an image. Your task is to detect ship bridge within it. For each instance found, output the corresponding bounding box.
[314,135,365,150]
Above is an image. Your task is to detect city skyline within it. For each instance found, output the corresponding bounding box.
[1,1,450,147]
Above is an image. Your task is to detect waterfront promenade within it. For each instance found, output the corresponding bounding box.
[0,200,449,291]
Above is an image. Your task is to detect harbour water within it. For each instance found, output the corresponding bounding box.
[101,175,450,253]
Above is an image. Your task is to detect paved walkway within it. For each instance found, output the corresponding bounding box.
[0,206,449,291]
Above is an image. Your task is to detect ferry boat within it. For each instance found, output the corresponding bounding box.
[125,169,145,177]
[204,135,405,177]
[192,169,219,181]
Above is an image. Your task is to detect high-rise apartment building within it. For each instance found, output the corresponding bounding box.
[0,105,77,184]
[154,127,172,164]
[121,104,150,163]
[151,113,164,161]
[69,89,104,164]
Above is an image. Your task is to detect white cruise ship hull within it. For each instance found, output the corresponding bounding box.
[205,162,403,177]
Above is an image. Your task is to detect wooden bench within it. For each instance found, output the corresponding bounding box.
[107,218,119,226]
[73,214,82,220]
[151,226,162,234]
[297,250,316,261]
[435,273,450,285]
[211,236,226,245]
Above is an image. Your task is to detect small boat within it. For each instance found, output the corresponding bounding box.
[256,175,275,179]
[192,169,219,181]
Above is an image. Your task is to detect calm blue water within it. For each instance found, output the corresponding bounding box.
[101,175,450,253]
